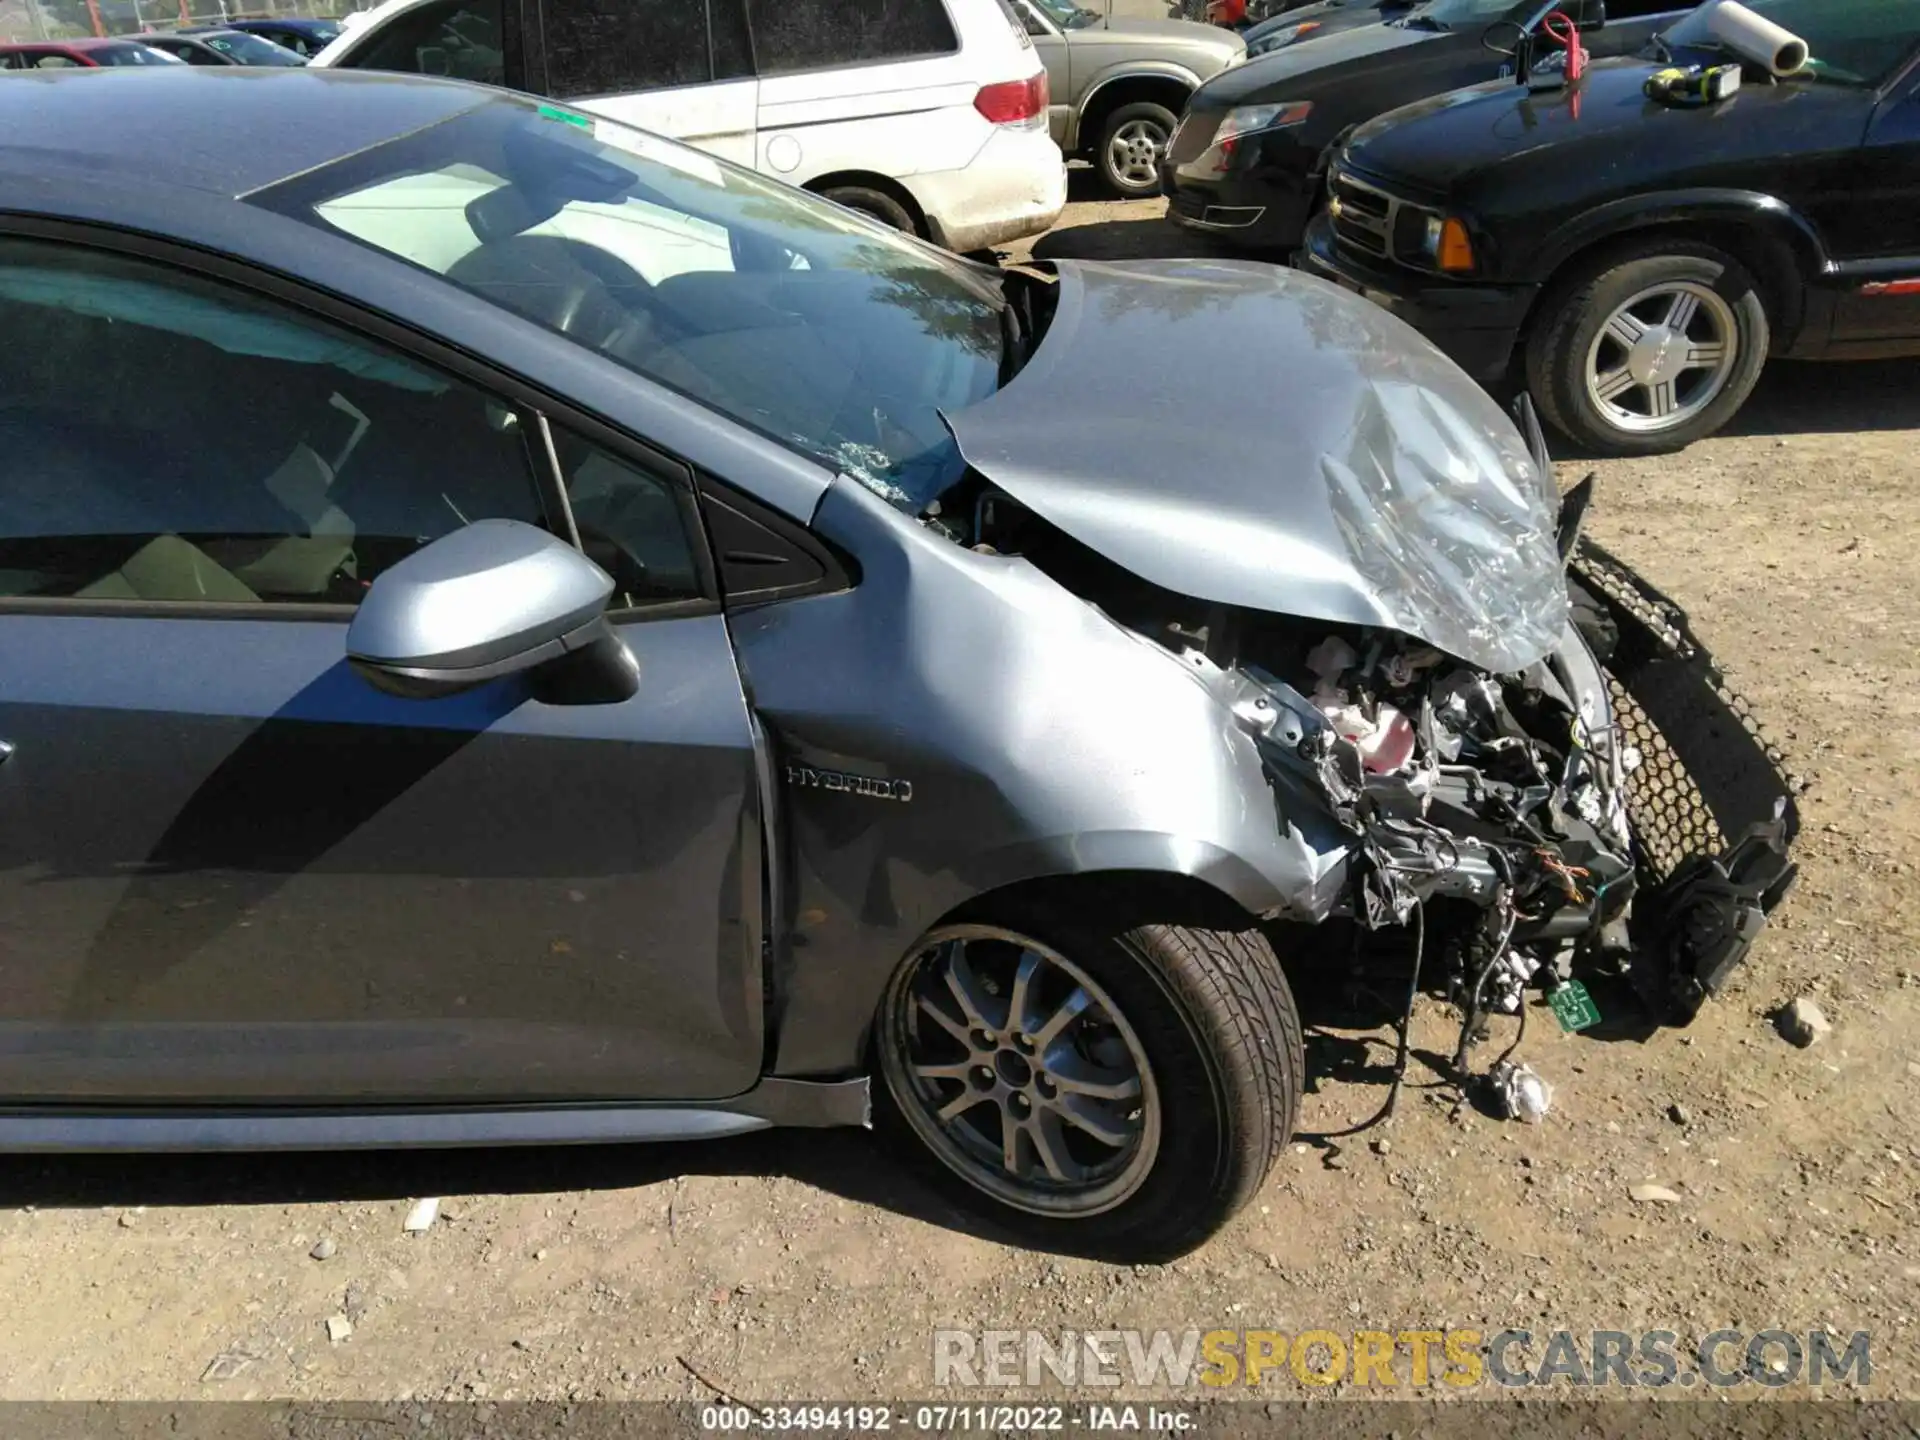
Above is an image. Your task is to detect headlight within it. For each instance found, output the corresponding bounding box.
[1215,100,1314,146]
[1248,20,1319,54]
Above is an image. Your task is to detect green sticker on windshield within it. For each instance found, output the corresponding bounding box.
[1550,981,1602,1034]
[536,104,592,130]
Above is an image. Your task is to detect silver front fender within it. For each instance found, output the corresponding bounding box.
[733,479,1348,1078]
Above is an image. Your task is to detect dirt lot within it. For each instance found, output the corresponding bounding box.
[1,189,1916,1407]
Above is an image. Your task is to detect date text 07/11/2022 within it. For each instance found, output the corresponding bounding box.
[699,1404,1195,1432]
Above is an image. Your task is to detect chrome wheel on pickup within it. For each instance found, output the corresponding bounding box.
[1528,239,1771,457]
[1097,102,1179,200]
[874,911,1302,1260]
[1583,280,1740,435]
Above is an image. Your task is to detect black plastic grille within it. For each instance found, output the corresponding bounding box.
[1571,539,1804,885]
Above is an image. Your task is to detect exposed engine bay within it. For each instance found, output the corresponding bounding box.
[920,467,1801,1074]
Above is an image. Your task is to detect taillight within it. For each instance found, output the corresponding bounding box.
[974,71,1048,128]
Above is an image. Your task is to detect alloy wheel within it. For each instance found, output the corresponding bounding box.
[1105,118,1168,193]
[878,926,1161,1218]
[1582,280,1740,435]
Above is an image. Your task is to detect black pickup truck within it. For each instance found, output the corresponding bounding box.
[1162,0,1692,254]
[1299,0,1920,453]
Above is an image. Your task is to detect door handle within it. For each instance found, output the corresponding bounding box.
[0,740,12,766]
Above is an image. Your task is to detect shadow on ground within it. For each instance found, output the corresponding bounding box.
[1720,358,1920,438]
[1030,217,1248,264]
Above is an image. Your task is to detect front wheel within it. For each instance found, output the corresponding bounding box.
[1525,239,1771,456]
[874,914,1301,1260]
[1096,102,1179,200]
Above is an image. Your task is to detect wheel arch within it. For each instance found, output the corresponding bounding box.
[771,838,1321,1084]
[848,865,1273,1067]
[1520,194,1825,353]
[801,171,930,238]
[1075,67,1198,153]
[939,866,1263,937]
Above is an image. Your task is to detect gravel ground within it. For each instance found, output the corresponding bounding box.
[2,190,1916,1406]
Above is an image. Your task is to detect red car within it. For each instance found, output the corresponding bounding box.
[0,37,183,69]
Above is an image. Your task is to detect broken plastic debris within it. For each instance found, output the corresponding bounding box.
[403,1197,440,1233]
[1489,1061,1552,1124]
[1305,635,1358,680]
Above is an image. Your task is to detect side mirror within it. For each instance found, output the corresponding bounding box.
[1481,18,1525,54]
[347,519,637,702]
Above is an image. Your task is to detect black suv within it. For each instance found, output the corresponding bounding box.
[1300,0,1920,454]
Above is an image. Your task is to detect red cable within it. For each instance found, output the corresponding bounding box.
[1541,9,1586,81]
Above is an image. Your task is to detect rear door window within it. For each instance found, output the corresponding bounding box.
[543,0,709,99]
[341,0,506,85]
[747,0,959,76]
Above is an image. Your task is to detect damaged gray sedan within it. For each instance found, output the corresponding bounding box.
[0,71,1796,1260]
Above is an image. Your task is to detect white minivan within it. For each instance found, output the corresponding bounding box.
[311,0,1067,252]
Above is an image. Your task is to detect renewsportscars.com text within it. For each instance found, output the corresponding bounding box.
[932,1328,1872,1390]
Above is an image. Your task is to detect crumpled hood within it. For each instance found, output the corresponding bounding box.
[943,259,1568,674]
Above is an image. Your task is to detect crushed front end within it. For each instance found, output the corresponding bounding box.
[928,469,1799,1043]
[932,259,1799,1044]
[1208,556,1798,1039]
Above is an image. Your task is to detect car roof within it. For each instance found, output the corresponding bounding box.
[3,35,150,50]
[0,68,496,197]
[231,16,337,29]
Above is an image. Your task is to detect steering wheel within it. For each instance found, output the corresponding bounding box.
[445,235,656,351]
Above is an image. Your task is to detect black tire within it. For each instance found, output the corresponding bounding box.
[873,906,1302,1262]
[819,184,919,236]
[1525,238,1771,457]
[1096,101,1179,200]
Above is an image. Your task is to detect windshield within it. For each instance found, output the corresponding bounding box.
[1665,0,1920,85]
[95,42,185,64]
[1400,0,1526,28]
[201,29,306,64]
[256,101,1005,511]
[1028,0,1099,29]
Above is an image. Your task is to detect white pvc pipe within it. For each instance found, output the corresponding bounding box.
[1666,0,1810,76]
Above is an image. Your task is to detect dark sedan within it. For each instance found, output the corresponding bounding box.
[1161,0,1690,253]
[1239,0,1416,60]
[140,28,305,65]
[221,16,343,57]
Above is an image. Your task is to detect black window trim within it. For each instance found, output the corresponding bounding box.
[0,214,723,625]
[696,473,854,610]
